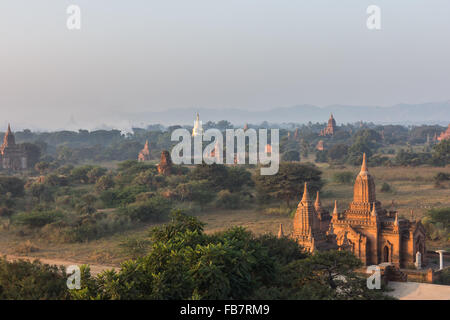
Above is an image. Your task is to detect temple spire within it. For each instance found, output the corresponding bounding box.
[301,182,310,203]
[314,191,321,207]
[371,202,377,217]
[333,200,338,216]
[361,153,368,173]
[277,224,284,238]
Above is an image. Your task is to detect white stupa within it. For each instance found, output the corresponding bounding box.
[192,112,203,137]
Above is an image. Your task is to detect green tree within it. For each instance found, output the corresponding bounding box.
[282,150,300,162]
[254,163,324,207]
[431,139,450,166]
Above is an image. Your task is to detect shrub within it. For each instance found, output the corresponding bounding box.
[119,237,151,259]
[380,182,392,193]
[122,196,172,222]
[282,150,300,162]
[332,172,354,185]
[0,257,68,299]
[0,176,25,197]
[216,190,241,209]
[435,172,450,182]
[13,210,63,228]
[62,213,132,243]
[264,206,294,216]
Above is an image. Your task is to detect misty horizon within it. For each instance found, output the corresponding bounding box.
[1,1,449,131]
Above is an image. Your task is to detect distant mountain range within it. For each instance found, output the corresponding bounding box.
[123,101,450,128]
[8,101,449,132]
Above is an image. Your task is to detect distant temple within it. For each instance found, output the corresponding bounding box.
[192,113,203,137]
[319,114,336,136]
[157,150,173,175]
[138,140,151,162]
[0,124,27,171]
[437,124,450,141]
[287,153,427,268]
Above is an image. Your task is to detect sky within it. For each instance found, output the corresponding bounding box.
[0,0,449,130]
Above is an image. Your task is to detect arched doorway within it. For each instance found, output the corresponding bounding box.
[383,246,390,263]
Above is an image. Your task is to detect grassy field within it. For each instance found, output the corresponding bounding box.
[0,164,449,267]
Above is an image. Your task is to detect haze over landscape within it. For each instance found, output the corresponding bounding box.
[1,0,449,131]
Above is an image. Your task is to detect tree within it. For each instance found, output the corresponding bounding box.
[95,175,115,192]
[0,176,25,197]
[254,163,324,207]
[282,150,300,162]
[189,180,216,211]
[35,161,51,175]
[20,143,42,168]
[275,250,393,300]
[431,139,450,166]
[327,144,349,162]
[0,257,68,300]
[190,163,228,191]
[70,213,393,300]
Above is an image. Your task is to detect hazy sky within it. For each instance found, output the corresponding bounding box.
[0,0,449,130]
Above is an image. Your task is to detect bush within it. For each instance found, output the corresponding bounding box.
[13,210,63,228]
[332,172,354,185]
[380,182,392,193]
[282,150,300,162]
[0,176,25,197]
[263,206,294,217]
[0,257,68,299]
[62,213,132,243]
[216,190,241,209]
[122,196,172,222]
[119,237,151,259]
[435,172,450,182]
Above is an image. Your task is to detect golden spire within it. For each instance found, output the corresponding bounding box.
[333,200,338,215]
[394,212,399,226]
[371,202,377,217]
[314,191,321,207]
[277,224,284,238]
[301,182,310,203]
[360,153,368,173]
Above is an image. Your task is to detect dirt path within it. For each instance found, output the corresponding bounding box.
[3,254,117,276]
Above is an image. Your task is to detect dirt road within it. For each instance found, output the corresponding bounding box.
[3,254,117,276]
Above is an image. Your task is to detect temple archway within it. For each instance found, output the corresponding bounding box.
[383,246,390,263]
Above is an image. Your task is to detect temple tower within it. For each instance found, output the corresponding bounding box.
[0,124,27,170]
[138,140,151,162]
[292,183,327,252]
[192,113,203,137]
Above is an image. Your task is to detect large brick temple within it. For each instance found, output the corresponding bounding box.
[319,114,336,136]
[290,153,427,268]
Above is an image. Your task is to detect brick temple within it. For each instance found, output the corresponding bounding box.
[289,153,427,268]
[319,114,336,136]
[0,124,27,171]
